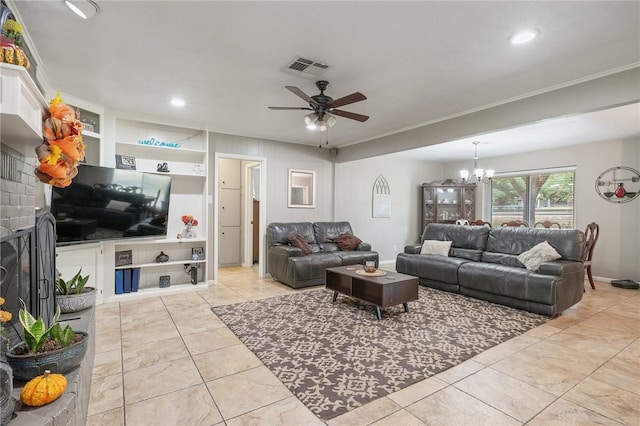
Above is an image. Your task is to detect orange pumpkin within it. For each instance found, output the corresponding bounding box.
[20,370,67,407]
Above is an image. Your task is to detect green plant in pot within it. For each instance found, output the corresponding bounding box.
[56,268,96,313]
[6,300,89,381]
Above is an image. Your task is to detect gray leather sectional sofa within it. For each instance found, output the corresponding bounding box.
[396,223,586,316]
[266,221,378,288]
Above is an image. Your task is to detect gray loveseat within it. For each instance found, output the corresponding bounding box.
[266,221,378,289]
[396,223,586,316]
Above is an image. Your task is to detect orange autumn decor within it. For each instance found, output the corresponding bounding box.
[20,370,67,407]
[1,19,30,69]
[34,93,85,188]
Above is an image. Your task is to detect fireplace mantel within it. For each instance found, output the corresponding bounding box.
[0,63,47,155]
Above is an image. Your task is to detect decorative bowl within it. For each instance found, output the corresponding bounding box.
[363,261,377,273]
[625,192,637,198]
[603,192,614,198]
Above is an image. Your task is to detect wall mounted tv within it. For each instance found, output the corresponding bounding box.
[50,164,172,244]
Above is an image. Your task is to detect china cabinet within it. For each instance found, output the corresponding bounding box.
[421,181,476,230]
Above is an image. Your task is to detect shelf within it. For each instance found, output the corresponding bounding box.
[115,259,206,270]
[104,281,209,303]
[114,237,206,246]
[82,130,101,139]
[116,142,206,159]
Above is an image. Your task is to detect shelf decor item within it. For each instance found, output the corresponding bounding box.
[159,275,171,288]
[155,251,169,263]
[0,17,30,69]
[34,92,86,188]
[181,215,198,238]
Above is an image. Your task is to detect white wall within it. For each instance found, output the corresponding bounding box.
[211,132,335,225]
[442,137,640,281]
[335,157,443,263]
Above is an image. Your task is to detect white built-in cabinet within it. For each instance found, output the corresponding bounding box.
[56,111,210,303]
[218,158,241,266]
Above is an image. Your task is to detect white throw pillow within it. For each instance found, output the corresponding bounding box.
[420,240,452,257]
[517,241,562,271]
[106,200,131,211]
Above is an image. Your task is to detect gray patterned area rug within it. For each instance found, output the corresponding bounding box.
[211,287,548,421]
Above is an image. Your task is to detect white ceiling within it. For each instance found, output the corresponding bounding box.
[10,1,640,160]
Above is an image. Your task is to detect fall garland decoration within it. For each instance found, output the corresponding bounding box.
[34,93,86,188]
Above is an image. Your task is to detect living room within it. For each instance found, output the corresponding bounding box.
[0,1,639,425]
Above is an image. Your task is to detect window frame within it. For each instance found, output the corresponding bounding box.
[488,166,576,228]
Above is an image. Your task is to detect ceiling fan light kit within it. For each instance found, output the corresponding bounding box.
[269,80,369,132]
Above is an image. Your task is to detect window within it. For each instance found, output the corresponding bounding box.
[490,169,575,228]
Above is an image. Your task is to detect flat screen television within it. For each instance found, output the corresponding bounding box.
[50,164,172,244]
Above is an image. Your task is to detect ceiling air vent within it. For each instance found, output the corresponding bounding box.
[283,56,331,78]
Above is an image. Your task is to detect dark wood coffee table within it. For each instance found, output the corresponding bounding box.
[326,265,419,320]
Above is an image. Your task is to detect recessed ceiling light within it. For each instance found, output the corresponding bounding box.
[509,29,539,45]
[170,98,186,107]
[64,0,100,20]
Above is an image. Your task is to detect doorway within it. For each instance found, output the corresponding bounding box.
[213,153,267,284]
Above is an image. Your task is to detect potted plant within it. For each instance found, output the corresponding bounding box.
[5,301,89,381]
[55,269,96,313]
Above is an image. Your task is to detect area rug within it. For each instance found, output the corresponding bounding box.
[211,287,548,420]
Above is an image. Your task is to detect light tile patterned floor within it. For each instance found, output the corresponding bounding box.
[87,267,640,426]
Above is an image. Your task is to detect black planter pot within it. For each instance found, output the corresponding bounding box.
[5,331,89,381]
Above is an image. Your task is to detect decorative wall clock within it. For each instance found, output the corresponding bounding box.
[595,166,640,203]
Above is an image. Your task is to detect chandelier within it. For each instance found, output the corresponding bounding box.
[460,141,494,184]
[304,112,336,132]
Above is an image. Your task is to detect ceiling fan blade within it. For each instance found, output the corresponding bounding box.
[268,106,314,110]
[327,92,367,109]
[285,86,319,107]
[331,109,369,122]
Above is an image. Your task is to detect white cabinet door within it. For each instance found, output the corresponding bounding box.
[219,188,241,227]
[56,243,103,301]
[218,158,241,189]
[219,226,241,265]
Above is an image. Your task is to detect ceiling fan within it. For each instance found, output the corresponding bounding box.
[268,80,369,131]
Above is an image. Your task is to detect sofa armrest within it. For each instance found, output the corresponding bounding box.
[270,245,303,258]
[538,260,584,276]
[404,245,422,254]
[356,242,372,251]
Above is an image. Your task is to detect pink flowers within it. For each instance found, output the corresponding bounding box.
[181,215,198,226]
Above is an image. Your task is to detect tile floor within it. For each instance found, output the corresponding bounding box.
[87,267,639,426]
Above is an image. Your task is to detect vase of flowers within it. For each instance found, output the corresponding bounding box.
[181,215,198,238]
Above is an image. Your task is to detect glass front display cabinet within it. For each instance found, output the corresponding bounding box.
[421,181,476,231]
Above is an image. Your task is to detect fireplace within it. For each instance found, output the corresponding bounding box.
[0,212,56,347]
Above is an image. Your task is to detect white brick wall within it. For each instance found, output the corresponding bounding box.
[0,143,36,232]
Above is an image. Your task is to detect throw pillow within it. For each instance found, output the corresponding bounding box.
[106,200,131,211]
[334,232,362,251]
[517,241,562,271]
[288,233,312,255]
[420,240,452,257]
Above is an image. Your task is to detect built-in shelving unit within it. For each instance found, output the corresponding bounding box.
[56,110,211,304]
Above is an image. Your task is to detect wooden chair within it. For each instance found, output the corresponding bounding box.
[583,222,599,290]
[500,220,529,227]
[534,220,561,229]
[469,219,491,227]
